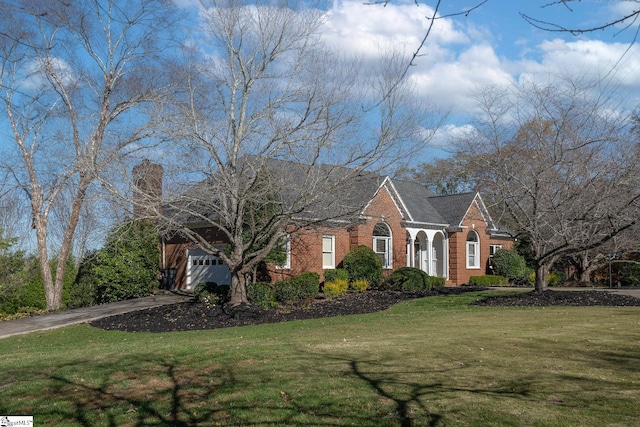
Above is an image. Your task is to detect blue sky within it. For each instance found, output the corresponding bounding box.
[311,0,640,151]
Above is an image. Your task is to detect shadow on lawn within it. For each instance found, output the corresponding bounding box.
[36,353,387,426]
[26,340,638,426]
[45,357,223,426]
[334,356,534,427]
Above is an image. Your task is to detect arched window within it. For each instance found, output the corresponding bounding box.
[373,222,392,269]
[466,230,480,269]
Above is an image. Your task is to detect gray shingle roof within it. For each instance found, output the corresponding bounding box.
[388,179,448,225]
[427,192,479,227]
[163,157,480,229]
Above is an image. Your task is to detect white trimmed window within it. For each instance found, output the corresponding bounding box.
[489,244,502,257]
[466,230,480,269]
[275,235,291,269]
[322,235,335,269]
[373,222,392,269]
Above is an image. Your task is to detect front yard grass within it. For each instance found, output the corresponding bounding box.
[1,291,639,426]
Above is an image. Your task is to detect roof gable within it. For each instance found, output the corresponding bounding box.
[427,192,497,230]
[388,179,448,226]
[362,177,412,221]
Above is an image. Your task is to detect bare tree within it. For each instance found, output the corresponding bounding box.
[162,0,443,305]
[460,75,640,292]
[0,0,179,310]
[411,153,479,195]
[521,1,640,36]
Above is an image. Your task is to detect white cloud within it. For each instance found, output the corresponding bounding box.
[321,0,467,60]
[319,0,640,118]
[409,44,514,113]
[429,123,474,151]
[179,0,640,126]
[20,57,75,92]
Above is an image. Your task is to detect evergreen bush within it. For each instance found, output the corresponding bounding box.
[491,249,529,284]
[343,245,382,287]
[93,220,160,303]
[67,251,99,308]
[380,267,436,291]
[247,281,277,309]
[0,255,77,314]
[324,268,349,283]
[429,276,446,287]
[289,271,320,299]
[274,272,319,303]
[468,275,509,286]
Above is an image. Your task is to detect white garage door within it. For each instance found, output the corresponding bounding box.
[186,248,231,289]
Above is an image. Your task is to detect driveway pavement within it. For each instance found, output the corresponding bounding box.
[0,291,193,339]
[605,287,640,299]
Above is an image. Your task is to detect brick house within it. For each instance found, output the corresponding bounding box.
[141,161,513,290]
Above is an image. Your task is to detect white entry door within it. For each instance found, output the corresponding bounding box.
[186,248,231,289]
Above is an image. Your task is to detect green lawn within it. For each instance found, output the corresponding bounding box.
[2,291,639,426]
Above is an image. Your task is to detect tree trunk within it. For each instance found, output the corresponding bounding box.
[229,269,249,306]
[534,263,550,294]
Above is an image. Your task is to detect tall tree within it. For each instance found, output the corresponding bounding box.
[0,0,178,310]
[162,0,442,305]
[460,75,640,292]
[411,153,478,195]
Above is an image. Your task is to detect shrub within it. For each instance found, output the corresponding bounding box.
[380,267,437,291]
[0,255,77,314]
[468,275,509,286]
[350,279,369,293]
[194,282,229,307]
[491,249,528,283]
[274,280,299,304]
[93,220,160,303]
[274,272,319,303]
[343,245,382,287]
[324,268,349,283]
[429,276,446,288]
[0,306,46,321]
[620,263,640,287]
[290,272,320,299]
[67,251,99,308]
[0,271,46,314]
[247,281,277,309]
[323,279,349,298]
[528,271,560,287]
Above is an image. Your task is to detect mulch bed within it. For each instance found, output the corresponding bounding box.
[90,288,640,333]
[472,290,640,307]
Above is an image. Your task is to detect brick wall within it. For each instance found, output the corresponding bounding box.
[448,200,514,285]
[268,183,407,282]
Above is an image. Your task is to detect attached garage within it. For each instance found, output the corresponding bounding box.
[185,248,231,289]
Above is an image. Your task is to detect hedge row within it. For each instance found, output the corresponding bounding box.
[468,275,509,286]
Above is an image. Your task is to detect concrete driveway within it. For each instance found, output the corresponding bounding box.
[0,292,193,339]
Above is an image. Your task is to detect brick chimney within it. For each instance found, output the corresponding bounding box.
[132,159,163,219]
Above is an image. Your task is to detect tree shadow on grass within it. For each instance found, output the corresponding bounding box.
[30,352,387,426]
[304,352,536,427]
[45,356,225,426]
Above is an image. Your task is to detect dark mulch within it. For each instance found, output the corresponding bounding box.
[90,288,640,333]
[472,289,640,307]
